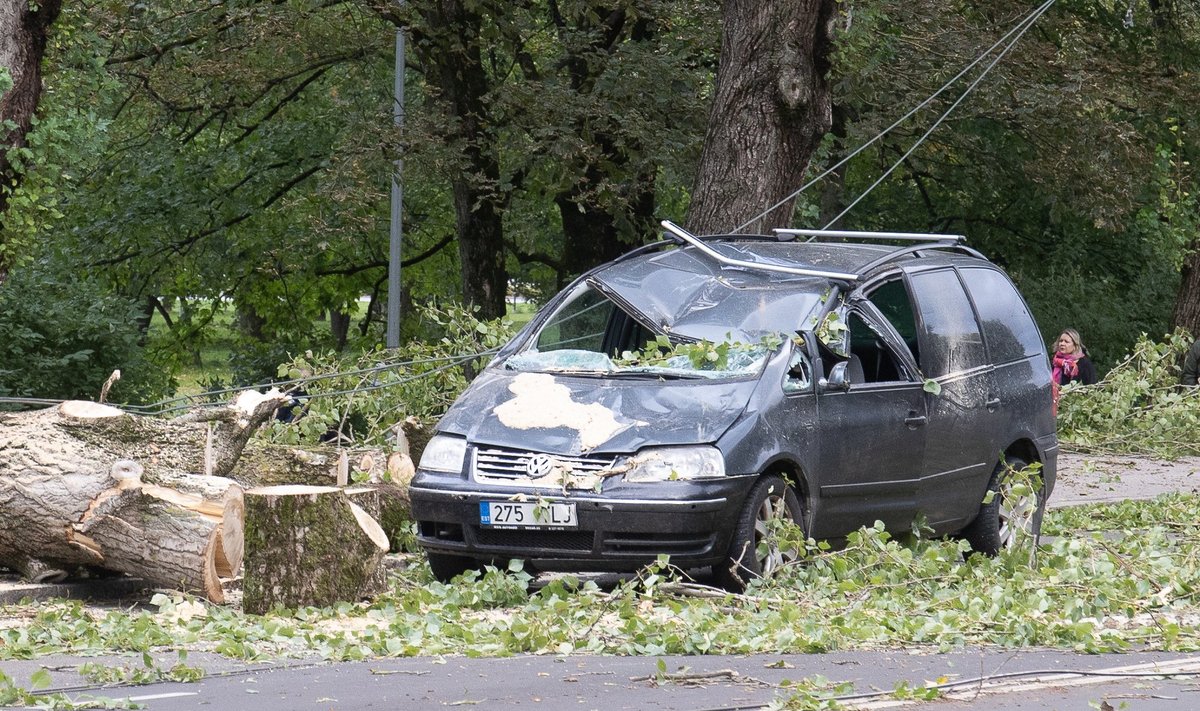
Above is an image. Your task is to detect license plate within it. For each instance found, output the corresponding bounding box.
[480,501,578,528]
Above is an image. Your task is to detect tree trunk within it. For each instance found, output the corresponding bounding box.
[0,395,410,603]
[330,308,351,351]
[1172,246,1200,337]
[0,0,64,280]
[241,485,389,614]
[407,3,508,320]
[558,193,631,278]
[235,301,268,341]
[685,0,837,235]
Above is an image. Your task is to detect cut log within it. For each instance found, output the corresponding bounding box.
[242,485,390,614]
[0,401,279,601]
[0,396,411,603]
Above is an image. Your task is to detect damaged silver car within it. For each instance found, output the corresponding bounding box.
[410,221,1058,589]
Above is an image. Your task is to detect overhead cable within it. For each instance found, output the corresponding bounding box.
[731,0,1058,234]
[822,0,1057,228]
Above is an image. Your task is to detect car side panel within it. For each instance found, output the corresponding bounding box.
[903,267,1000,531]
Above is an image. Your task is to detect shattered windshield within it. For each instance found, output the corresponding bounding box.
[504,283,779,379]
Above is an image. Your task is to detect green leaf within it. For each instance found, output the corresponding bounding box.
[28,669,51,690]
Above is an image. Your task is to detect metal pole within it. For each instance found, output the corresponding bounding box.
[386,27,406,349]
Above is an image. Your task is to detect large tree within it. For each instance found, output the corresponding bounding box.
[0,0,63,281]
[686,0,837,234]
[399,1,508,319]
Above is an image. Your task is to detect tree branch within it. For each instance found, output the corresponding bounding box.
[315,233,456,276]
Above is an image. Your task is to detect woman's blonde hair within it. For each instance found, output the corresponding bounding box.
[1058,328,1084,355]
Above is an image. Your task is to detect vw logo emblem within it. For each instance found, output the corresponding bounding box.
[526,453,556,478]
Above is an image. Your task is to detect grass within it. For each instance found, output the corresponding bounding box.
[507,300,538,327]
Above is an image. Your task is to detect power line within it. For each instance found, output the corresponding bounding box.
[731,0,1059,234]
[823,0,1057,229]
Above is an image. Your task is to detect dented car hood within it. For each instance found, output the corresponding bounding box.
[438,369,757,455]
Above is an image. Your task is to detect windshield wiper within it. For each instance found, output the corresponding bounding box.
[608,370,709,380]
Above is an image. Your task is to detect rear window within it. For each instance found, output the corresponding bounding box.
[959,267,1044,363]
[909,269,986,376]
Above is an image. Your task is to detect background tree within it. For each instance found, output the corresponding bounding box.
[808,0,1199,368]
[686,0,837,234]
[0,0,63,281]
[3,0,1198,402]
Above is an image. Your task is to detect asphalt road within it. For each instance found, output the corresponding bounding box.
[3,648,1199,710]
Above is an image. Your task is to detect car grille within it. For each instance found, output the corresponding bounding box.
[473,527,596,552]
[473,446,617,482]
[604,532,717,556]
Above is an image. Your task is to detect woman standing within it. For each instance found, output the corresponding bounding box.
[1051,328,1097,414]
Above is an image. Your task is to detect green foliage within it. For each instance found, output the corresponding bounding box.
[79,651,204,686]
[0,667,137,709]
[888,679,942,701]
[818,0,1199,370]
[4,0,1194,391]
[1057,332,1200,457]
[769,676,852,710]
[267,303,517,446]
[616,333,784,371]
[0,263,172,406]
[1045,492,1200,537]
[7,496,1200,669]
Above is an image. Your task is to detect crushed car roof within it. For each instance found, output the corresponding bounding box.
[591,240,984,342]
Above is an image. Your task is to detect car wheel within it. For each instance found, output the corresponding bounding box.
[426,551,482,583]
[962,456,1042,556]
[716,474,805,592]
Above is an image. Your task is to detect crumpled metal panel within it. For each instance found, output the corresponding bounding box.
[594,244,833,342]
[438,368,758,456]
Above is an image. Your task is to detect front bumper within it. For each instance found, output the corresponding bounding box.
[409,472,757,571]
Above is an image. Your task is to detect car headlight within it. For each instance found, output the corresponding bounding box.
[622,446,725,482]
[419,435,467,474]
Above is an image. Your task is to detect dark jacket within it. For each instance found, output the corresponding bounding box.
[1057,354,1097,386]
[1183,339,1200,386]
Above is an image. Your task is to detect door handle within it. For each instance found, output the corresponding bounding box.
[904,413,927,428]
[986,396,1001,412]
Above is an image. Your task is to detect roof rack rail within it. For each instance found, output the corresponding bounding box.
[661,220,859,282]
[856,242,986,275]
[773,228,965,244]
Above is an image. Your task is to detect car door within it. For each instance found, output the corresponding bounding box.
[902,266,998,532]
[812,304,927,538]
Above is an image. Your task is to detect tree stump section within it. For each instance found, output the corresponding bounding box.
[0,397,410,603]
[242,485,389,614]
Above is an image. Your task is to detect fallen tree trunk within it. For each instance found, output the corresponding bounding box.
[242,485,390,614]
[0,397,412,603]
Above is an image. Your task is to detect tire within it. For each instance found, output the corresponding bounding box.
[716,474,805,592]
[961,456,1042,556]
[426,551,482,583]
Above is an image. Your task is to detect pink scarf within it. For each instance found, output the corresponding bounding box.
[1051,350,1081,386]
[1050,350,1081,415]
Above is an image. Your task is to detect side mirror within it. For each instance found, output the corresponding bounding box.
[819,361,852,392]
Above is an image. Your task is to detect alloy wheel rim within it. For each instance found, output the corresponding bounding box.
[998,483,1038,549]
[752,493,790,574]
